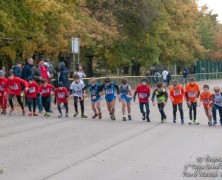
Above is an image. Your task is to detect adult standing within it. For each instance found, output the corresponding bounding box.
[75,64,86,81]
[44,59,56,79]
[33,58,51,113]
[22,57,34,81]
[182,67,189,86]
[58,61,69,89]
[162,68,169,86]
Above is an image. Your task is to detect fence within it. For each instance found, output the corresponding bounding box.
[76,72,222,89]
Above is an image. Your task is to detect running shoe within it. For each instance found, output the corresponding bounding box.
[128,115,132,120]
[73,112,78,117]
[81,114,88,118]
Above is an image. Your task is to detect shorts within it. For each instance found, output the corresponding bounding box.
[105,96,116,102]
[91,95,101,103]
[121,95,132,102]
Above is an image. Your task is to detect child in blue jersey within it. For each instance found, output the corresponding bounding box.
[99,77,120,120]
[119,78,133,121]
[84,77,102,119]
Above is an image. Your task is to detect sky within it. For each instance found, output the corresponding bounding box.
[197,0,222,22]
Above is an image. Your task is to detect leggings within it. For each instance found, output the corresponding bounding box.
[42,95,51,113]
[57,102,68,114]
[158,102,167,120]
[8,94,24,110]
[74,96,84,114]
[173,103,184,120]
[27,98,36,113]
[188,102,197,120]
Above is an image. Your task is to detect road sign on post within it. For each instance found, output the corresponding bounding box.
[71,37,80,75]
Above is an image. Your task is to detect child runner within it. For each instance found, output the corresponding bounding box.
[199,84,213,126]
[54,81,69,118]
[169,80,185,124]
[185,77,200,125]
[26,76,39,116]
[151,82,168,123]
[38,79,54,117]
[84,77,102,119]
[99,77,120,120]
[0,70,7,114]
[119,78,133,121]
[70,74,87,118]
[6,71,28,115]
[212,86,222,126]
[133,79,151,122]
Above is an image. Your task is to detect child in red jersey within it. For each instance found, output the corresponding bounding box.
[25,76,39,116]
[199,84,213,126]
[54,81,69,118]
[6,71,28,115]
[133,79,151,122]
[38,79,54,117]
[0,70,7,114]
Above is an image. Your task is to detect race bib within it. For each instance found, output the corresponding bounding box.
[203,99,210,104]
[174,90,181,96]
[58,92,65,98]
[105,89,113,95]
[42,88,49,93]
[75,90,82,95]
[139,93,147,99]
[10,84,18,90]
[29,87,36,93]
[0,86,4,91]
[188,92,196,98]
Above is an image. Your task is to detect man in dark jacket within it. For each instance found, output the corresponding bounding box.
[21,57,34,80]
[58,61,69,89]
[13,62,22,78]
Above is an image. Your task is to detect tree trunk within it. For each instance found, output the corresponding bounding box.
[86,55,94,77]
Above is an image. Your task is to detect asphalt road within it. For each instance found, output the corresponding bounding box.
[0,80,222,180]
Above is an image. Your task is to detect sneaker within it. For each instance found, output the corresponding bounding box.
[9,108,15,115]
[122,117,126,121]
[194,120,199,125]
[66,113,69,118]
[33,113,38,116]
[81,114,88,118]
[213,121,217,126]
[208,121,212,126]
[98,113,102,119]
[173,119,176,123]
[147,116,150,122]
[22,110,25,116]
[111,114,116,120]
[142,113,145,120]
[128,115,132,120]
[44,112,47,116]
[181,119,184,125]
[161,119,164,123]
[188,120,194,125]
[1,110,6,115]
[28,112,32,116]
[58,113,62,118]
[73,112,78,117]
[46,112,50,117]
[109,112,112,119]
[92,114,98,119]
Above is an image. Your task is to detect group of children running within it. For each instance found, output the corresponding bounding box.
[0,69,221,126]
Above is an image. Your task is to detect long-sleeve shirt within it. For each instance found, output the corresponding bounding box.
[170,85,185,104]
[38,84,54,97]
[151,89,168,104]
[6,77,28,96]
[134,84,150,103]
[25,82,39,98]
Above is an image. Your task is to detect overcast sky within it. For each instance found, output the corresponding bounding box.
[197,0,222,22]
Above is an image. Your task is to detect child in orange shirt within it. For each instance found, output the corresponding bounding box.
[170,80,185,124]
[185,77,200,125]
[199,84,213,126]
